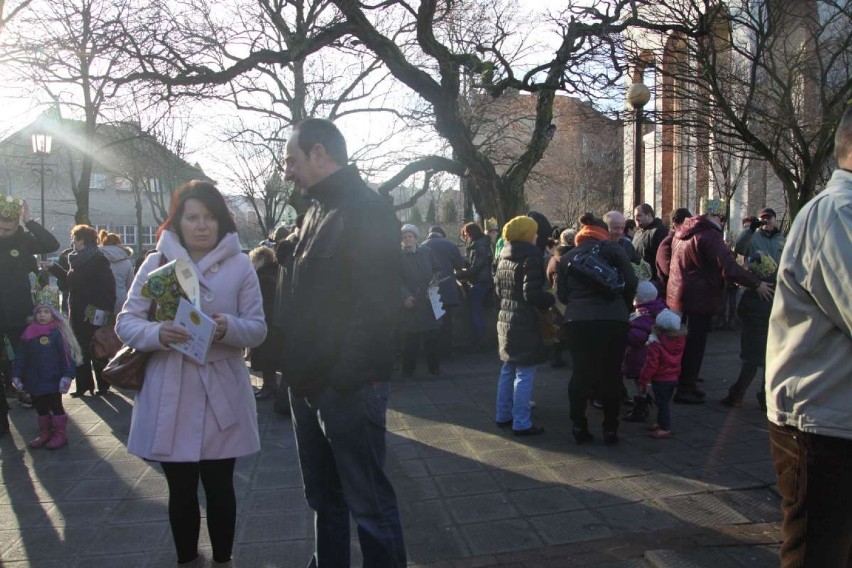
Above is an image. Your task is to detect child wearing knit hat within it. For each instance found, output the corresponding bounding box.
[638,309,687,438]
[10,287,82,449]
[622,281,667,423]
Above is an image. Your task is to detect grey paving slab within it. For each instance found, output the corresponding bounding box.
[528,509,615,545]
[434,471,500,497]
[445,493,518,524]
[460,519,543,555]
[507,486,586,516]
[654,494,751,526]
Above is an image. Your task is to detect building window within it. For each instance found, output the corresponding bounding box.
[115,177,133,192]
[141,226,156,246]
[114,225,137,245]
[90,173,107,190]
[146,178,162,193]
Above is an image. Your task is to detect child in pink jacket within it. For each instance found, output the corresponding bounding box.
[639,309,687,438]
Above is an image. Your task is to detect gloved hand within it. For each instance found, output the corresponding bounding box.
[12,377,23,391]
[749,218,762,233]
[59,377,72,394]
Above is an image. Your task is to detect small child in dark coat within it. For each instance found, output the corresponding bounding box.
[622,281,667,422]
[11,288,81,449]
[639,309,687,438]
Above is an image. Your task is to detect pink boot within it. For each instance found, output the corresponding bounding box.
[45,415,68,449]
[29,415,53,448]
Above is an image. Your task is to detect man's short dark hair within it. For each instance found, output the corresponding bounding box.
[293,118,348,166]
[636,203,655,217]
[835,105,852,162]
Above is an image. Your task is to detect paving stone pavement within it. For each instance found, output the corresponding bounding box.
[0,329,782,567]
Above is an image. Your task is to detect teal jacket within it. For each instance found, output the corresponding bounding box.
[734,226,785,264]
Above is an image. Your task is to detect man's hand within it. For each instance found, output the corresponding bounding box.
[159,321,191,347]
[756,281,775,302]
[403,296,415,309]
[20,199,31,223]
[749,218,762,233]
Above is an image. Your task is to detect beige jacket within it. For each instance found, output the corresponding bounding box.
[765,168,852,440]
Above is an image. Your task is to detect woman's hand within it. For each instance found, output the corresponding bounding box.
[212,314,228,341]
[159,321,191,347]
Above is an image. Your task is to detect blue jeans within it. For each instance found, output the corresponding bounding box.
[290,383,407,568]
[652,381,677,431]
[495,362,537,431]
[468,283,491,344]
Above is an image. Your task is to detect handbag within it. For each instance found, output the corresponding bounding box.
[538,306,564,346]
[102,254,165,391]
[91,326,123,360]
[566,243,625,298]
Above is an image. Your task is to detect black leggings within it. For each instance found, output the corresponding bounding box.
[33,393,65,416]
[160,458,237,564]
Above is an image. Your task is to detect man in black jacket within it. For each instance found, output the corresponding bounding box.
[282,118,406,567]
[633,203,668,281]
[0,198,60,435]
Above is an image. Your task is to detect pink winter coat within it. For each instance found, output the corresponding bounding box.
[621,298,667,379]
[116,231,266,462]
[638,330,687,390]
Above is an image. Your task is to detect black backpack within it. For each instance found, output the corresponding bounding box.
[566,242,625,298]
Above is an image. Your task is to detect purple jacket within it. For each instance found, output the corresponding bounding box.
[621,297,667,379]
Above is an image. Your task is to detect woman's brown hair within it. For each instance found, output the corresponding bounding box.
[71,225,98,247]
[461,222,484,241]
[98,229,121,246]
[157,180,237,246]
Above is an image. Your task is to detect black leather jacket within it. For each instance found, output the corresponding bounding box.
[282,166,401,396]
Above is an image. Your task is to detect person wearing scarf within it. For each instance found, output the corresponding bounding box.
[556,213,638,446]
[48,225,116,396]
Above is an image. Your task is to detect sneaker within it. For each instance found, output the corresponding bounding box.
[650,429,672,439]
[720,396,743,408]
[513,425,544,436]
[572,427,593,444]
[646,422,660,431]
[591,399,603,409]
[674,390,706,404]
[19,395,32,409]
[528,400,536,409]
[495,419,512,428]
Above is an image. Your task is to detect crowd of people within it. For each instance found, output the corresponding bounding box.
[1,110,850,567]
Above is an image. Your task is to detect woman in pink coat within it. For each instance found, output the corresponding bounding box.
[116,181,266,567]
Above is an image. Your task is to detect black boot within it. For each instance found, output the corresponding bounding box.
[623,396,649,422]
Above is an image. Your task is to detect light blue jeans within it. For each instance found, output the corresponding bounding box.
[496,362,537,431]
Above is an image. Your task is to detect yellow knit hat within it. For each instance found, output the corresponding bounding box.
[502,216,538,243]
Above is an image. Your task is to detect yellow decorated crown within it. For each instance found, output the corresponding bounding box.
[34,286,60,311]
[702,198,725,216]
[0,195,23,220]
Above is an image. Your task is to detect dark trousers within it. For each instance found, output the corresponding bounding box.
[769,423,852,567]
[565,320,628,433]
[1,327,24,428]
[678,313,713,391]
[728,362,764,401]
[468,283,491,345]
[290,383,407,568]
[33,393,65,416]
[160,459,237,564]
[437,306,456,359]
[651,381,676,431]
[74,322,109,393]
[401,329,440,373]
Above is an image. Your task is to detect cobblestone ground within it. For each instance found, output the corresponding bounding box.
[0,329,781,567]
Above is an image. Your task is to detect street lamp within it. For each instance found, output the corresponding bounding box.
[31,132,53,225]
[626,81,651,209]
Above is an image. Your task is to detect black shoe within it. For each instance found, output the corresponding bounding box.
[94,389,110,396]
[496,419,512,428]
[69,391,86,398]
[0,420,9,436]
[603,431,620,445]
[428,368,441,376]
[623,396,649,422]
[572,427,593,444]
[513,425,544,436]
[720,396,743,408]
[591,399,603,410]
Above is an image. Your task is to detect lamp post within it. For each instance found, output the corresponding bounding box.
[626,81,651,209]
[31,132,53,225]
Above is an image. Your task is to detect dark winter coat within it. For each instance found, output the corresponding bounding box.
[545,244,572,288]
[282,165,401,396]
[633,217,668,280]
[48,248,116,333]
[250,260,284,373]
[655,231,675,287]
[621,298,667,379]
[639,330,687,390]
[494,241,555,366]
[458,236,493,286]
[420,234,466,307]
[666,215,760,316]
[0,220,60,330]
[400,246,439,333]
[556,238,638,323]
[13,327,76,396]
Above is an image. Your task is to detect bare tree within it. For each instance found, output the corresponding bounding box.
[2,0,164,224]
[636,0,852,221]
[0,0,30,35]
